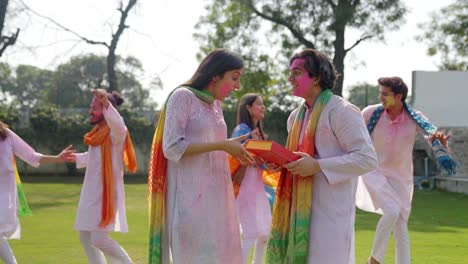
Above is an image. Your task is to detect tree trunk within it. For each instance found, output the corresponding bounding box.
[0,0,7,36]
[106,0,138,92]
[107,44,118,91]
[0,0,19,57]
[333,26,345,97]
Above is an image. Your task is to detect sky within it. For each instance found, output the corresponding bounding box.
[3,0,449,108]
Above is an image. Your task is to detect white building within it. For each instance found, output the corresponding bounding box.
[412,71,468,193]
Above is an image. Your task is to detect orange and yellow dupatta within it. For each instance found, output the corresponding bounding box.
[84,124,137,227]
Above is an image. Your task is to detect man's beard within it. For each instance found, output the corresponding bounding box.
[90,114,104,125]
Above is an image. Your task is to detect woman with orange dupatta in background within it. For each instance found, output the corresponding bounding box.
[148,49,255,264]
[230,93,279,264]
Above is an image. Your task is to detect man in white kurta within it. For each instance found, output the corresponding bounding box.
[74,89,132,264]
[287,96,378,264]
[282,49,377,264]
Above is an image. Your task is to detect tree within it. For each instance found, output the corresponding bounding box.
[347,82,379,110]
[49,54,106,108]
[0,62,15,104]
[117,56,157,111]
[195,0,407,102]
[0,0,20,57]
[21,0,139,91]
[417,0,468,70]
[2,54,155,111]
[14,65,54,108]
[49,54,156,111]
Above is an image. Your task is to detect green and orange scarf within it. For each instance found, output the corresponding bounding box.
[266,89,332,263]
[147,86,214,264]
[13,158,32,216]
[84,123,137,227]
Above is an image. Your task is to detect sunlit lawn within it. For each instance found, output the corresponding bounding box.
[9,176,468,263]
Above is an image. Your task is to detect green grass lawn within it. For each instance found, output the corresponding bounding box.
[9,176,468,263]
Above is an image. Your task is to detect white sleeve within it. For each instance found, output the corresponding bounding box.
[9,129,42,167]
[103,103,127,145]
[75,152,89,169]
[162,89,192,162]
[318,104,378,185]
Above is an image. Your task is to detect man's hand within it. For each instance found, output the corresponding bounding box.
[284,152,321,177]
[430,131,450,148]
[56,145,76,162]
[92,88,110,108]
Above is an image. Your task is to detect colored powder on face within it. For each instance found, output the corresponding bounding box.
[220,83,232,98]
[383,95,395,109]
[89,97,104,124]
[290,59,314,97]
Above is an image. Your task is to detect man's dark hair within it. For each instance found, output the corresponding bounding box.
[290,48,338,90]
[378,77,408,102]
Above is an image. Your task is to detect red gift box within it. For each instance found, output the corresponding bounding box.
[244,140,300,166]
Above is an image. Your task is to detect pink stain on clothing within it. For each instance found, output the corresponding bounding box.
[192,193,203,207]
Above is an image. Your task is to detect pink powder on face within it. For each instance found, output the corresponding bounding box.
[220,83,232,98]
[290,58,314,97]
[89,97,104,124]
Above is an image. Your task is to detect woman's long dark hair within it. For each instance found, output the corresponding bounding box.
[236,93,266,140]
[182,49,244,90]
[0,121,9,141]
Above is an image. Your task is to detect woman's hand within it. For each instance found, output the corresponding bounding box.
[223,134,255,166]
[284,152,321,177]
[57,145,76,162]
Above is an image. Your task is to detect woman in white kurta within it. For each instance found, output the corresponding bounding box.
[231,94,272,264]
[74,90,133,264]
[157,49,255,264]
[0,121,74,264]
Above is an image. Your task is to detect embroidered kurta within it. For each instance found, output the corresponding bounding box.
[74,104,129,232]
[162,88,242,264]
[356,104,427,221]
[232,123,271,240]
[287,95,377,264]
[0,129,42,239]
